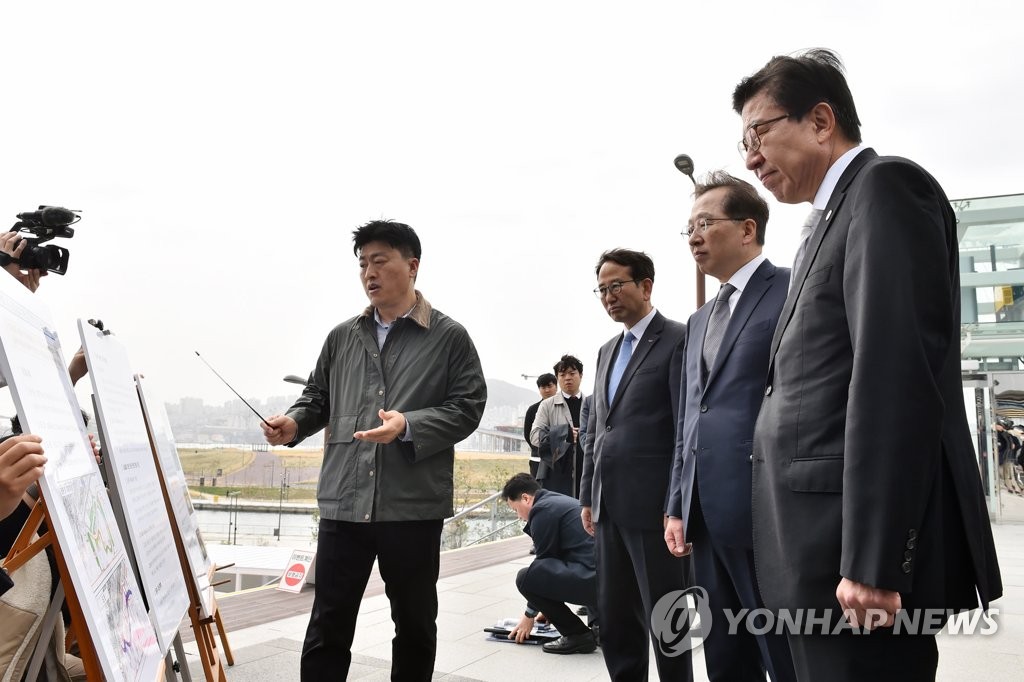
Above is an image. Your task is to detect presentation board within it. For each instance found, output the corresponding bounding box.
[79,320,191,653]
[136,373,215,617]
[0,276,161,681]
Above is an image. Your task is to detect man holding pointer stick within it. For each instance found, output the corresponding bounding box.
[262,220,486,681]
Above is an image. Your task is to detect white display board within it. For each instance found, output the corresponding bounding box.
[78,320,190,653]
[0,277,161,681]
[136,374,215,617]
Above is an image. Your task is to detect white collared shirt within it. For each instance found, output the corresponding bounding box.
[813,145,866,210]
[722,254,767,314]
[622,307,658,355]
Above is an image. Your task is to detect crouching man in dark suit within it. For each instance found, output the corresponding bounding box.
[502,473,599,655]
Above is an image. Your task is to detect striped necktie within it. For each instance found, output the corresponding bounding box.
[702,283,736,381]
[791,208,824,290]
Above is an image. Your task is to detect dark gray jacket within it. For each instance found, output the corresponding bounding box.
[521,489,596,607]
[286,293,486,522]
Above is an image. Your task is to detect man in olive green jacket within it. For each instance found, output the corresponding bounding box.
[263,220,486,681]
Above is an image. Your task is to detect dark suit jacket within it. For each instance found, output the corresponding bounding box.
[521,488,597,607]
[524,400,541,460]
[581,311,686,528]
[752,149,1002,613]
[668,259,789,549]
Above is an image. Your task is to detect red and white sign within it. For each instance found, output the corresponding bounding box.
[277,550,316,593]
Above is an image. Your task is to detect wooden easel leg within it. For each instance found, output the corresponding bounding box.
[190,606,226,682]
[212,605,235,666]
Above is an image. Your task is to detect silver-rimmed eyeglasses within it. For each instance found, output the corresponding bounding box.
[737,113,790,158]
[593,280,640,299]
[683,217,742,237]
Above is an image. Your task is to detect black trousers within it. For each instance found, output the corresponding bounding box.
[301,518,443,682]
[788,629,938,682]
[689,495,795,682]
[515,562,598,637]
[596,517,693,681]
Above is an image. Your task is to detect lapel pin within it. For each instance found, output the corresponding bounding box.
[825,209,833,221]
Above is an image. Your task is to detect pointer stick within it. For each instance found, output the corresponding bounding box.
[195,351,272,427]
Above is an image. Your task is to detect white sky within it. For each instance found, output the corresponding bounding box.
[0,0,1020,412]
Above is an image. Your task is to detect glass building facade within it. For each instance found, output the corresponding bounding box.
[956,193,1024,519]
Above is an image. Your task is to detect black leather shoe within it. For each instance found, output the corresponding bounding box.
[542,630,597,655]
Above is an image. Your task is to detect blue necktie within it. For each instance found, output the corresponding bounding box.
[607,331,635,404]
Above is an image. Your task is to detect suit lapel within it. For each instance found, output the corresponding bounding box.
[769,149,877,363]
[606,311,664,417]
[705,260,776,391]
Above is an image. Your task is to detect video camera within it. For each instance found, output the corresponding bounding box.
[0,206,80,276]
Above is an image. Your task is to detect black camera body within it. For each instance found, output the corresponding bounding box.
[0,206,80,275]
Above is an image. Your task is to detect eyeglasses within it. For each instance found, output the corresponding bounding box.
[737,113,790,158]
[593,280,640,299]
[683,217,742,237]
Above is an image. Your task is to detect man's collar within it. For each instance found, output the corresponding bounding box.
[813,145,865,209]
[724,253,767,293]
[362,290,433,329]
[625,307,658,340]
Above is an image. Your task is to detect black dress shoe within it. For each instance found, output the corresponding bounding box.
[542,630,597,655]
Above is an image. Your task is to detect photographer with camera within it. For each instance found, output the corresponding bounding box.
[0,231,47,292]
[0,209,89,679]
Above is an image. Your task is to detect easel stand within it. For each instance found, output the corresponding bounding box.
[144,436,232,682]
[2,495,104,680]
[185,567,233,682]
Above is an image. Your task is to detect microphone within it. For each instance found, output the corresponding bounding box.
[674,154,696,186]
[16,206,78,227]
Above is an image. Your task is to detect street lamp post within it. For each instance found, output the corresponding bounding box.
[276,469,290,541]
[674,153,706,309]
[227,491,240,545]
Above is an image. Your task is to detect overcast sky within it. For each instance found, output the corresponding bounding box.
[0,1,1019,415]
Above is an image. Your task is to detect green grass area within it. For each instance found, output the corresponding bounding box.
[178,448,255,476]
[192,485,318,501]
[182,448,529,503]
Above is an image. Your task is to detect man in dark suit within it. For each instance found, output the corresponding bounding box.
[665,171,795,682]
[502,473,599,654]
[732,49,1002,680]
[580,248,691,681]
[523,374,558,479]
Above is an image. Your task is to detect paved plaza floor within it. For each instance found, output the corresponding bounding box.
[183,493,1024,681]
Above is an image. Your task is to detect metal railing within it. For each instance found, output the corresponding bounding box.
[442,491,523,550]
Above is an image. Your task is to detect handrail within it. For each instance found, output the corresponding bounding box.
[464,520,523,547]
[444,490,503,525]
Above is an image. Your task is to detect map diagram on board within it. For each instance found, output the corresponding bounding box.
[97,560,159,680]
[59,475,119,585]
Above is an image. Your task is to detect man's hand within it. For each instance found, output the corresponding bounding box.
[0,232,46,292]
[68,347,88,386]
[507,614,535,644]
[88,433,101,465]
[836,577,901,630]
[664,516,692,557]
[262,415,298,446]
[581,506,595,537]
[0,434,46,519]
[354,409,407,444]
